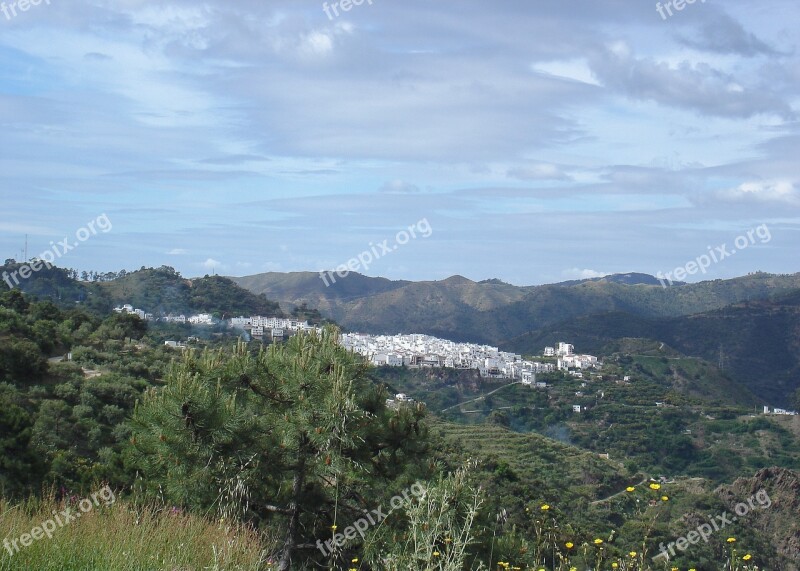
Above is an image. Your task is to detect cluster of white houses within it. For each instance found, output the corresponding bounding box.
[113,304,154,321]
[229,316,321,338]
[113,304,214,325]
[543,342,600,370]
[113,306,320,335]
[340,333,600,381]
[763,406,798,416]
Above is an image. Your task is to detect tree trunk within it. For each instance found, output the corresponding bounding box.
[278,449,306,571]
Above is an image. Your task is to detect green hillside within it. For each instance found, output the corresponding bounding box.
[1,284,799,570]
[233,270,800,344]
[1,263,284,318]
[504,290,800,406]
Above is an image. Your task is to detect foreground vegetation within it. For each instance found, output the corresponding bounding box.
[0,495,267,570]
[1,287,799,569]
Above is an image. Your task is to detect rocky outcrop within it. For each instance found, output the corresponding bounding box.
[715,467,800,570]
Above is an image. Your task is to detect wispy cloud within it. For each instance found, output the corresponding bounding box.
[0,0,796,284]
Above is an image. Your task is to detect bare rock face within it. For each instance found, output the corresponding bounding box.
[715,467,800,571]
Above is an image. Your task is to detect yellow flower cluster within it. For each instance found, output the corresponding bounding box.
[501,496,762,571]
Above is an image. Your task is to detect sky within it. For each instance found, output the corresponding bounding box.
[0,0,798,286]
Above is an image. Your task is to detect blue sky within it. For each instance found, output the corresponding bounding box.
[0,0,798,285]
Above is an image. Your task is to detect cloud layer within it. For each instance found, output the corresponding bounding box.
[0,0,797,285]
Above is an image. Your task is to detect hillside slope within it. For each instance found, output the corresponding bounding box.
[504,291,800,406]
[234,271,800,342]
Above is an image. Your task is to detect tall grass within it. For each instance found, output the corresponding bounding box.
[0,494,271,571]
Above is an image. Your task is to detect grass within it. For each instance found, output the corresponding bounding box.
[0,494,270,571]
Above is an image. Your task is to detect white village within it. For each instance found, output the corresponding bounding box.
[340,333,600,383]
[110,305,798,417]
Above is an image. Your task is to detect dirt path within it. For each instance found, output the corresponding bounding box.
[590,477,650,505]
[440,381,523,413]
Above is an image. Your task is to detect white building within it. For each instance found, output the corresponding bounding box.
[113,303,153,320]
[557,342,574,356]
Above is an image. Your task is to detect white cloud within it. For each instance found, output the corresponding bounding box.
[0,0,797,284]
[718,180,799,205]
[531,59,600,86]
[201,258,222,270]
[301,31,334,56]
[562,268,610,280]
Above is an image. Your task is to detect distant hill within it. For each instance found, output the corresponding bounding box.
[232,270,800,405]
[8,263,799,404]
[554,272,682,287]
[232,272,532,339]
[504,290,800,406]
[0,259,111,312]
[1,263,283,317]
[92,267,285,317]
[233,270,800,342]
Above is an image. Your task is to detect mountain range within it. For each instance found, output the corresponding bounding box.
[4,260,799,407]
[233,270,800,406]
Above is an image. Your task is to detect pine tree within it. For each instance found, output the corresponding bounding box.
[129,327,428,569]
